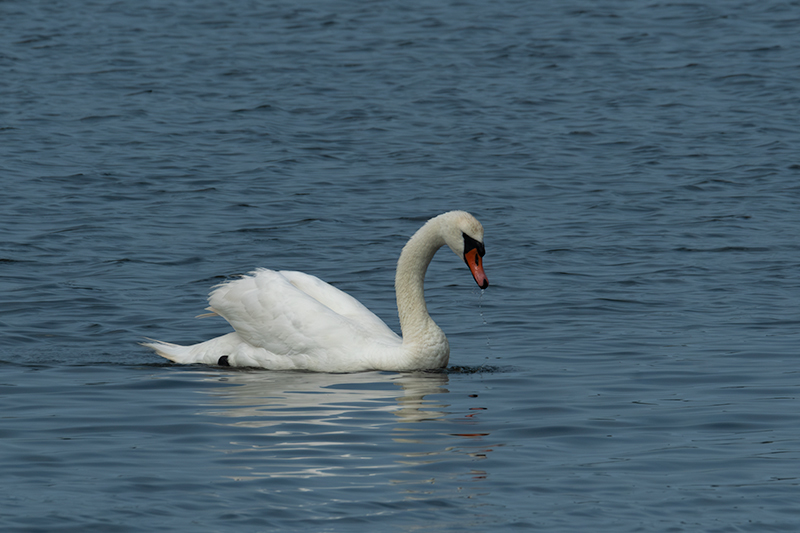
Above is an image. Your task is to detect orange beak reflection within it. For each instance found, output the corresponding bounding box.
[465,248,489,289]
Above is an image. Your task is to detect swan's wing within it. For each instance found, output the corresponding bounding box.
[207,269,398,357]
[277,270,397,337]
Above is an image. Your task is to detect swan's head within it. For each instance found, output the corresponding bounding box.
[439,211,489,290]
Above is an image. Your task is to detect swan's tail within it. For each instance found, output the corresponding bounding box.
[141,338,201,364]
[141,332,235,364]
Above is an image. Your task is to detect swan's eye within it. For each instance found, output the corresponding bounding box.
[462,232,485,258]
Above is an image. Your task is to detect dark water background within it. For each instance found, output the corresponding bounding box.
[2,0,800,531]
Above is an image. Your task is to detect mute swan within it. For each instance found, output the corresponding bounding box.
[143,211,488,372]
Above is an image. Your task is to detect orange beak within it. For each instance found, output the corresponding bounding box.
[465,248,489,289]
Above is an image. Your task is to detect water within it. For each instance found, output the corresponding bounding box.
[2,0,800,530]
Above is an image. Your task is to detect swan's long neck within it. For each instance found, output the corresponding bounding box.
[395,217,446,346]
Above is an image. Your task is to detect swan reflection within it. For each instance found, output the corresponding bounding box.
[185,368,495,493]
[194,369,451,425]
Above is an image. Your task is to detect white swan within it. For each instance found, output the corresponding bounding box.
[143,211,489,373]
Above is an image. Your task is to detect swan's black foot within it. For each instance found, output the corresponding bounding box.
[218,355,230,367]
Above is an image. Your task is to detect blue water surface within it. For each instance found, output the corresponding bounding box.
[2,0,800,531]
